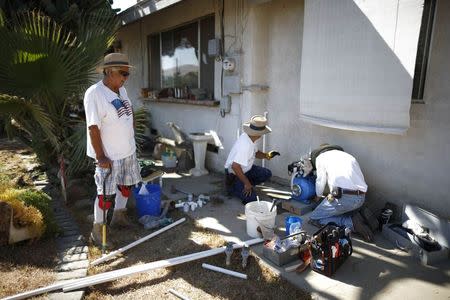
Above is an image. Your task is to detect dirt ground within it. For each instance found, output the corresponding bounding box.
[0,139,58,299]
[0,139,310,299]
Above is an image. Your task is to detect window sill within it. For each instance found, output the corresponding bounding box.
[141,97,220,107]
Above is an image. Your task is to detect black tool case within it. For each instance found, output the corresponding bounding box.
[309,223,352,277]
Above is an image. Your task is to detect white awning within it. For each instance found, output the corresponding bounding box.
[299,0,424,134]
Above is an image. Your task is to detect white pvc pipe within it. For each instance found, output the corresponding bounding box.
[168,288,191,300]
[262,111,268,168]
[2,280,75,300]
[202,263,247,279]
[62,238,263,292]
[91,218,186,266]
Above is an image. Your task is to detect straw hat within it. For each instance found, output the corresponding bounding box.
[242,115,272,136]
[96,53,133,73]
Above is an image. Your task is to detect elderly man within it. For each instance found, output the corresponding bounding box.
[224,115,279,204]
[304,144,374,242]
[84,53,141,245]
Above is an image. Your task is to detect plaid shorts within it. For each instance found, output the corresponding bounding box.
[94,152,142,196]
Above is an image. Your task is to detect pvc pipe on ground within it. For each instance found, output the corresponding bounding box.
[62,238,263,292]
[91,218,186,266]
[202,263,248,279]
[2,280,76,300]
[168,288,191,300]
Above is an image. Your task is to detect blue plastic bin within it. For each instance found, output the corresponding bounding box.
[133,183,161,218]
[285,216,302,236]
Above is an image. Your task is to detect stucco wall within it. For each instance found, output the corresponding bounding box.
[260,0,450,218]
[119,0,450,218]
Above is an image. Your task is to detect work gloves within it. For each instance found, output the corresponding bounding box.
[266,150,280,160]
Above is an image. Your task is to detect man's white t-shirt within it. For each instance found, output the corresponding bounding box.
[315,150,368,196]
[84,81,135,161]
[224,133,256,174]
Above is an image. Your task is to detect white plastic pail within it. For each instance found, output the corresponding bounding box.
[245,201,277,238]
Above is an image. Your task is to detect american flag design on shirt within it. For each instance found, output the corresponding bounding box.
[111,98,132,118]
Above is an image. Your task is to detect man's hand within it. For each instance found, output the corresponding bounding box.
[243,182,253,197]
[97,156,112,168]
[326,194,335,203]
[231,162,253,197]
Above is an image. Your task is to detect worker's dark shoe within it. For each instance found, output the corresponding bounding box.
[352,212,374,243]
[360,206,379,232]
[110,209,131,228]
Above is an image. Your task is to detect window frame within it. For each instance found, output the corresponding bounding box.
[147,15,215,99]
[411,0,437,103]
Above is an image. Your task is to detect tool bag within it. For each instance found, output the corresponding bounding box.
[309,223,352,277]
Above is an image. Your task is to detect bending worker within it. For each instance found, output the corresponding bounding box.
[224,115,279,204]
[304,144,374,242]
[84,53,141,245]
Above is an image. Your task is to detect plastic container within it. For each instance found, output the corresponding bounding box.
[291,174,316,204]
[161,152,177,168]
[285,216,302,236]
[245,201,277,238]
[133,183,161,218]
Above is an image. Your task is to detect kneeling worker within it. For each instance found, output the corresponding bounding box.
[224,115,279,204]
[303,144,374,242]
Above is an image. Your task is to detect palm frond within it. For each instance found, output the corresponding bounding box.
[0,9,118,166]
[0,94,58,150]
[66,120,90,176]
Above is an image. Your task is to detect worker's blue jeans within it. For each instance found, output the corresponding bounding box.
[309,194,365,230]
[229,165,272,204]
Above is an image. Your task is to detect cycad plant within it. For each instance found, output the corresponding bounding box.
[0,7,124,172]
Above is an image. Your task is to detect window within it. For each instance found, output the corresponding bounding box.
[412,0,436,101]
[148,15,215,100]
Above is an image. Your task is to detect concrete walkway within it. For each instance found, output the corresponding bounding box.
[27,172,89,300]
[163,172,450,300]
[48,190,88,300]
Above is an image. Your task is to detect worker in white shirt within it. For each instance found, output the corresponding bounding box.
[224,115,280,204]
[303,144,374,242]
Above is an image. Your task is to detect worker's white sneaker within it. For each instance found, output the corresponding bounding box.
[110,209,131,228]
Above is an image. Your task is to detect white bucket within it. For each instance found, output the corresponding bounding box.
[245,201,277,238]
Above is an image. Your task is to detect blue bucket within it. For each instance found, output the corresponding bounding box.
[285,216,302,236]
[133,183,161,218]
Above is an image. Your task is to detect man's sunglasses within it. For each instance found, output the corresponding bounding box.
[118,70,130,77]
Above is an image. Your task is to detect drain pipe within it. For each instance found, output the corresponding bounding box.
[202,263,248,279]
[262,111,268,168]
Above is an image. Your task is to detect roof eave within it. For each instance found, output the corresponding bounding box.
[118,0,184,26]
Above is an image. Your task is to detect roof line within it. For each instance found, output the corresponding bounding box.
[118,0,184,26]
